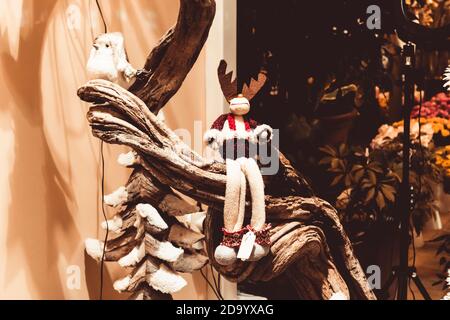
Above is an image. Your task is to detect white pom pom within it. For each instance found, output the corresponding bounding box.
[136,204,168,230]
[118,151,138,167]
[85,238,105,261]
[118,241,146,267]
[148,265,187,294]
[146,235,184,262]
[214,245,237,266]
[113,275,131,293]
[248,243,270,261]
[101,215,123,233]
[104,186,128,207]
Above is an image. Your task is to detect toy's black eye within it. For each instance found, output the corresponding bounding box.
[106,43,110,48]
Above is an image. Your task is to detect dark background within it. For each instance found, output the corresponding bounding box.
[235,0,449,299]
[237,0,448,182]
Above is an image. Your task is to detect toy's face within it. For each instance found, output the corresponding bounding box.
[91,33,125,60]
[230,96,250,116]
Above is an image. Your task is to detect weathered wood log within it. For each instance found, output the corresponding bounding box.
[168,223,205,248]
[81,0,374,300]
[129,0,217,115]
[170,251,209,273]
[204,204,373,300]
[129,284,173,301]
[79,79,375,299]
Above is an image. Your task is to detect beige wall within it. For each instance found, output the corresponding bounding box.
[0,0,207,300]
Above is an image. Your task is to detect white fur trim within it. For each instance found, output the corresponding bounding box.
[136,204,168,230]
[253,124,273,143]
[104,186,128,207]
[146,234,184,262]
[113,275,132,293]
[224,130,253,141]
[204,129,223,143]
[148,265,187,294]
[118,241,146,267]
[118,151,138,167]
[101,215,123,233]
[222,130,235,141]
[329,292,349,300]
[85,238,105,261]
[238,130,253,140]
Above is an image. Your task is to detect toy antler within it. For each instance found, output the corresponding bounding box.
[218,60,268,102]
[218,60,238,102]
[242,69,267,101]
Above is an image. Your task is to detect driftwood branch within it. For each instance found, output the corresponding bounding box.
[79,79,375,300]
[130,0,217,114]
[80,0,374,300]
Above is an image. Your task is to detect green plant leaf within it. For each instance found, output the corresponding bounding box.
[319,156,334,166]
[331,175,344,186]
[351,165,365,183]
[328,167,344,174]
[380,184,396,202]
[336,189,352,210]
[376,192,386,210]
[361,178,374,189]
[338,144,348,157]
[331,158,341,169]
[365,187,375,203]
[351,164,364,172]
[344,174,352,187]
[368,170,377,185]
[368,162,383,174]
[319,145,337,157]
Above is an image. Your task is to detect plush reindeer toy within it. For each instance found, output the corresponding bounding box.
[204,60,273,266]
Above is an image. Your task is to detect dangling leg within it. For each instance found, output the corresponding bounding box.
[240,158,270,261]
[236,169,247,223]
[241,158,266,229]
[215,159,244,266]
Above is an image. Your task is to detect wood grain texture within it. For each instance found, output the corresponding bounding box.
[79,0,374,300]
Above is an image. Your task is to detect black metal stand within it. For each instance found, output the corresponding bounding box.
[381,267,432,300]
[381,42,431,300]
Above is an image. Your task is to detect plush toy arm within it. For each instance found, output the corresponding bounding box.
[204,129,223,150]
[204,114,228,150]
[254,124,273,143]
[117,60,137,82]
